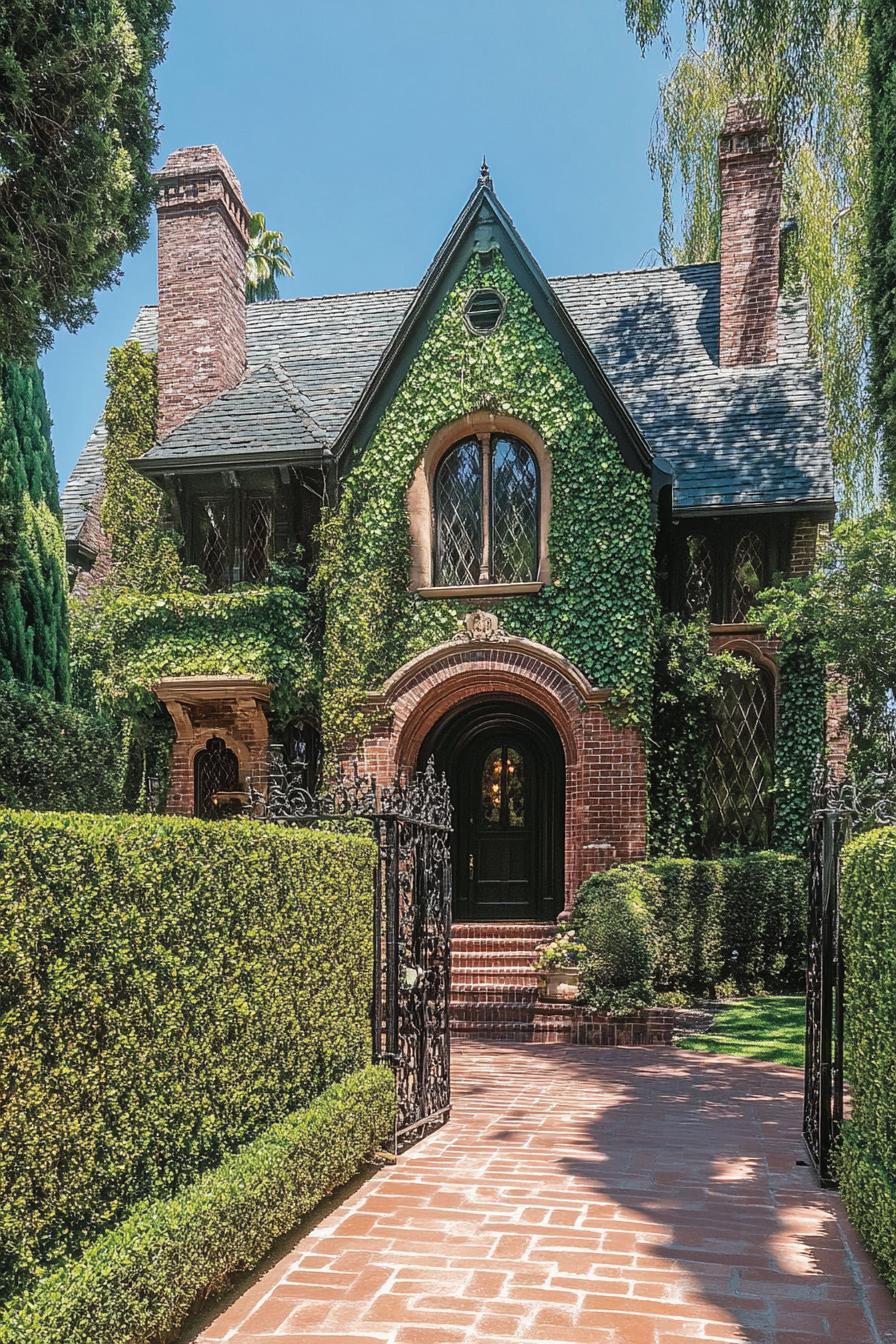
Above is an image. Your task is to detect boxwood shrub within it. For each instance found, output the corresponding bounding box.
[572,869,657,1011]
[839,826,896,1291]
[0,681,124,812]
[0,1064,395,1344]
[572,853,806,998]
[0,810,376,1296]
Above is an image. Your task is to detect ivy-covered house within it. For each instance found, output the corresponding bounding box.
[63,109,837,930]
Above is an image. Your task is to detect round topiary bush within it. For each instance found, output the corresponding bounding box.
[571,868,658,1012]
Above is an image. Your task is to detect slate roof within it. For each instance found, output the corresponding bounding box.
[61,262,833,542]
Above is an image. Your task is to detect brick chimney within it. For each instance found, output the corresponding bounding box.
[718,100,782,367]
[155,146,250,438]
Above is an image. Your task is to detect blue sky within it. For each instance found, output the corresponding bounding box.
[43,0,683,488]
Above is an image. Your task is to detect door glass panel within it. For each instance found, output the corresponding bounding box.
[481,748,503,826]
[505,747,525,827]
[480,745,526,828]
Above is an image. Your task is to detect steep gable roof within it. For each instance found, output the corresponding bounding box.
[328,168,665,486]
[62,187,834,542]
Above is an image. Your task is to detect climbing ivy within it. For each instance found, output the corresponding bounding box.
[0,358,70,699]
[71,583,319,727]
[648,615,741,856]
[773,639,827,852]
[316,254,656,751]
[100,343,200,593]
[73,346,320,741]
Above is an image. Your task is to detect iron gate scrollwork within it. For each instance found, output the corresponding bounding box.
[804,768,896,1185]
[247,753,452,1150]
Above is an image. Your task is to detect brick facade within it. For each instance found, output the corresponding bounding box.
[153,676,271,816]
[789,515,821,577]
[718,99,782,367]
[347,630,647,910]
[155,146,250,439]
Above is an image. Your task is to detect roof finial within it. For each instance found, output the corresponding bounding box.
[479,155,493,190]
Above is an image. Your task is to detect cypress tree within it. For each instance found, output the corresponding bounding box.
[0,359,70,700]
[867,0,896,498]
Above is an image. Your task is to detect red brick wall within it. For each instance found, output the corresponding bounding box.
[789,516,821,577]
[163,696,269,816]
[718,100,782,367]
[344,639,647,910]
[155,146,250,439]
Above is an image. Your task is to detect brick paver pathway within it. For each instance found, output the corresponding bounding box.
[189,1043,896,1344]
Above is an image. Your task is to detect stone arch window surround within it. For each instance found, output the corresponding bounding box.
[407,412,552,597]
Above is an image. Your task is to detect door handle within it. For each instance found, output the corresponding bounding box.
[468,853,475,880]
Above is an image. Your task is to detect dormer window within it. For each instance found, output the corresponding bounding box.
[434,433,538,587]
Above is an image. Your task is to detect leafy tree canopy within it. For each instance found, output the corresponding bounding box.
[246,213,293,303]
[0,0,173,360]
[624,1,875,511]
[0,358,69,698]
[756,508,896,782]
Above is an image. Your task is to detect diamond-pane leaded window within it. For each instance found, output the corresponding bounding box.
[492,437,538,583]
[704,660,775,852]
[433,432,539,586]
[731,531,764,622]
[685,534,714,616]
[435,439,482,585]
[195,499,232,590]
[244,496,273,582]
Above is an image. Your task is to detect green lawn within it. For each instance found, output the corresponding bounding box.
[675,995,806,1067]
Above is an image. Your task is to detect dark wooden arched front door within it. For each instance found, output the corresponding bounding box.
[420,699,564,921]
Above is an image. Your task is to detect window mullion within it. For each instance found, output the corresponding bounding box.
[479,433,492,582]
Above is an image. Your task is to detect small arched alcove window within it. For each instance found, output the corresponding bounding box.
[434,433,538,587]
[194,736,240,820]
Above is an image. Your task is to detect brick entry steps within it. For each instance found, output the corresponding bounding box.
[450,922,674,1046]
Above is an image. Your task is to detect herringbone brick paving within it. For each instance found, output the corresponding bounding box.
[189,1043,896,1344]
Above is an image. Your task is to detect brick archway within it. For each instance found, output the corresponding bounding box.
[351,632,646,909]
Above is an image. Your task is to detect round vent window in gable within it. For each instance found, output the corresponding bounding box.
[464,287,506,334]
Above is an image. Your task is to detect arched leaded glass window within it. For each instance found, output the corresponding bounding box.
[194,736,240,819]
[434,433,538,586]
[731,531,764,622]
[704,659,775,852]
[492,437,538,583]
[685,533,714,616]
[434,439,482,586]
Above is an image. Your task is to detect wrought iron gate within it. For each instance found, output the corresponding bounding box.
[803,769,895,1186]
[248,755,453,1150]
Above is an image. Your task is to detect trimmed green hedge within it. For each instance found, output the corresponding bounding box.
[0,810,376,1295]
[839,827,896,1290]
[572,870,656,1012]
[572,853,806,997]
[0,1065,395,1344]
[0,681,124,812]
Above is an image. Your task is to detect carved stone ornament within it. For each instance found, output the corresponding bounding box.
[451,609,510,643]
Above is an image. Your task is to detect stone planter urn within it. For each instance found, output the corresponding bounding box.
[537,967,580,1002]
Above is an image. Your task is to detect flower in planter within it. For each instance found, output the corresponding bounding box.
[533,928,587,972]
